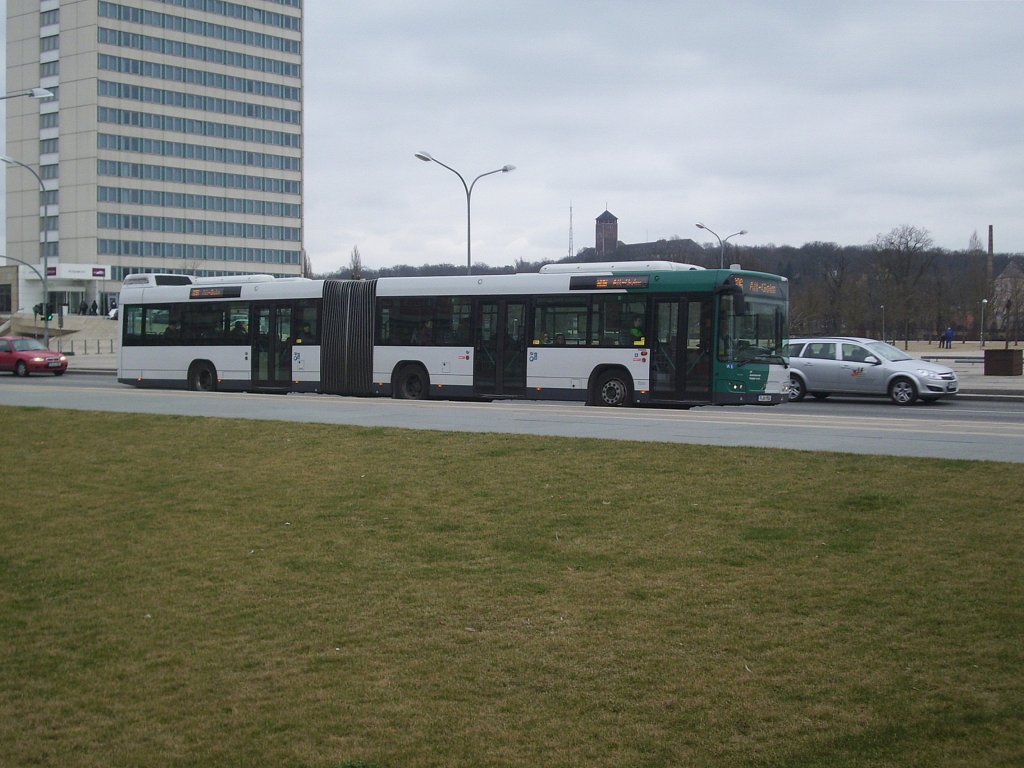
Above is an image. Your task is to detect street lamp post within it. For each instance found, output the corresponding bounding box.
[414,152,515,275]
[0,87,53,102]
[2,155,51,347]
[695,223,748,269]
[880,305,885,342]
[981,298,988,347]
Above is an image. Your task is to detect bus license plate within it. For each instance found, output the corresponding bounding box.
[758,394,772,402]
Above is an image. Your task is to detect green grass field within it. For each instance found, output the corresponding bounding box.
[1,406,1022,767]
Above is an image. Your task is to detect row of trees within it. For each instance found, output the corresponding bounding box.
[741,226,1020,344]
[321,228,1022,344]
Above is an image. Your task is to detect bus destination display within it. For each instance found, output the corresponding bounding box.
[570,275,650,291]
[189,286,243,300]
[731,277,785,298]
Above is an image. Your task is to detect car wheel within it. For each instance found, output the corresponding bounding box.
[788,375,806,402]
[593,370,631,407]
[393,364,428,399]
[15,361,29,377]
[188,362,217,392]
[889,377,918,405]
[811,392,830,401]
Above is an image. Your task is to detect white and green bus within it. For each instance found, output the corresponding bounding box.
[117,261,789,407]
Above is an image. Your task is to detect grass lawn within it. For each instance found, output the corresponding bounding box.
[1,406,1022,767]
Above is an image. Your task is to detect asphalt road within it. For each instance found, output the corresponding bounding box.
[2,374,1023,463]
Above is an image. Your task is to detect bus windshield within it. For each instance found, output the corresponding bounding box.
[718,294,788,365]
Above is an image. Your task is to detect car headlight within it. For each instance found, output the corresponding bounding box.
[31,356,45,363]
[916,368,941,379]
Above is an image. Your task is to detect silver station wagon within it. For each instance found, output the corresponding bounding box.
[786,337,959,405]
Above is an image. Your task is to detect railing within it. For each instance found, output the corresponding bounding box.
[57,338,117,355]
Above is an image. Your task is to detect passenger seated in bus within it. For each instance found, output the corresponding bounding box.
[164,320,182,339]
[231,321,248,340]
[630,317,645,346]
[293,322,313,344]
[411,320,433,345]
[554,333,566,346]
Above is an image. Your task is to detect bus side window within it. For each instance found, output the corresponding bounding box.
[123,305,144,345]
[294,300,319,344]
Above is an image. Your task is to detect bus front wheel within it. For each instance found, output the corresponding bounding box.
[188,362,217,392]
[593,370,632,407]
[393,364,429,400]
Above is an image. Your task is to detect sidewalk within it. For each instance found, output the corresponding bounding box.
[63,340,1024,400]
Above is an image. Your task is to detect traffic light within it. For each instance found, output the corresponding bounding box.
[45,303,54,321]
[33,302,43,318]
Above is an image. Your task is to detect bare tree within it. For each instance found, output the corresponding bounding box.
[968,230,984,253]
[349,245,363,280]
[873,225,936,344]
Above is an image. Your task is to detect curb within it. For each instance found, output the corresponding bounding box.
[67,369,1023,401]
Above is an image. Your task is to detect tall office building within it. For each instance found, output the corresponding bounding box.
[4,0,304,316]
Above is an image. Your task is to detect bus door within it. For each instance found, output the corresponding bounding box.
[251,304,293,389]
[652,297,712,401]
[474,300,527,396]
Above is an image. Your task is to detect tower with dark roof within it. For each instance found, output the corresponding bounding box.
[596,210,618,258]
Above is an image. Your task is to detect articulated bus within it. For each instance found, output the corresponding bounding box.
[117,261,789,407]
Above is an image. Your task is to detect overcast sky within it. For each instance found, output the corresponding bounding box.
[304,0,1024,273]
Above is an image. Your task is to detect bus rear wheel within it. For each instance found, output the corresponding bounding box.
[393,364,429,400]
[188,362,217,392]
[593,370,632,407]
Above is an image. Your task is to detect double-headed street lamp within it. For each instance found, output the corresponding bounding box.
[2,155,51,347]
[695,222,748,269]
[414,152,515,275]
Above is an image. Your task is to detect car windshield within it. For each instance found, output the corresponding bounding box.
[11,338,48,352]
[866,341,913,362]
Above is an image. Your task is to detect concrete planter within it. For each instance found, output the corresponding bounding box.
[983,348,1023,376]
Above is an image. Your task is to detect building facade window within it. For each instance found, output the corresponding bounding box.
[97,133,299,170]
[98,212,302,241]
[98,2,301,54]
[97,186,300,218]
[154,0,300,31]
[98,54,300,101]
[98,107,300,148]
[97,159,300,195]
[101,242,302,268]
[97,28,301,77]
[97,81,300,124]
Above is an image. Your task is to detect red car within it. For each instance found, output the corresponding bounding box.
[0,336,68,376]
